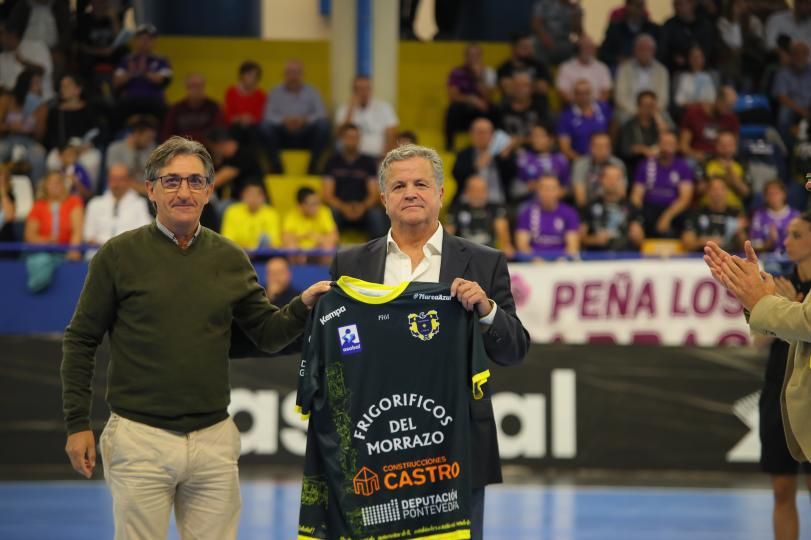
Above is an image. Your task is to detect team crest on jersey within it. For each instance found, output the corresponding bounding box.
[408,310,440,341]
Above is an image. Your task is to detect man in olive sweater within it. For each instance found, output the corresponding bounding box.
[61,136,330,540]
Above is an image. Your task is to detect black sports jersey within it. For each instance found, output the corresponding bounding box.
[296,277,490,540]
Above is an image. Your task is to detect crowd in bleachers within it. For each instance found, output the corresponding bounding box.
[1,0,811,274]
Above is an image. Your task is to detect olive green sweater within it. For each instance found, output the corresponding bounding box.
[61,223,310,434]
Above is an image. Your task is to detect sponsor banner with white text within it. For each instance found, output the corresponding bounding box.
[509,259,751,346]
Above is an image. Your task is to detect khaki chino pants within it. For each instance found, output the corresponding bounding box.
[100,413,242,540]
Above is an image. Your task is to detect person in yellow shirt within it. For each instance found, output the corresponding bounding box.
[702,130,750,209]
[282,186,338,264]
[221,182,281,249]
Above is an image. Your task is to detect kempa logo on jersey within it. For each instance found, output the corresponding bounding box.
[319,305,346,325]
[337,324,362,355]
[412,293,452,301]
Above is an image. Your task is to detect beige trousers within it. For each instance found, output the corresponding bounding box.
[99,413,242,540]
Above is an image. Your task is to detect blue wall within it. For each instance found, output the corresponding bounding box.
[0,260,329,334]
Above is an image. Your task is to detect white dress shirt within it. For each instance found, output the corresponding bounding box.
[383,223,497,324]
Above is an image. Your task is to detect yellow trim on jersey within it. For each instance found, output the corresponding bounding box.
[411,529,471,540]
[336,275,410,304]
[294,405,310,421]
[297,535,320,540]
[472,369,491,400]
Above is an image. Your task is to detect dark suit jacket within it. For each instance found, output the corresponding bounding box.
[329,232,530,487]
[451,146,516,205]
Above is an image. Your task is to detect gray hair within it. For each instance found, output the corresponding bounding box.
[378,144,444,192]
[144,136,215,183]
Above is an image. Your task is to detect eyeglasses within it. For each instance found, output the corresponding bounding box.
[155,174,210,192]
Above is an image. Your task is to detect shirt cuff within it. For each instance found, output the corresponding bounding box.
[479,300,497,326]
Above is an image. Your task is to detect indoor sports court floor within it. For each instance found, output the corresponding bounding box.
[0,479,801,539]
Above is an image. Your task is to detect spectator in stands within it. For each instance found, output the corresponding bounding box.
[614,34,670,123]
[555,35,612,103]
[515,174,580,259]
[322,124,388,239]
[531,0,583,65]
[82,163,151,251]
[750,179,798,255]
[0,164,15,245]
[496,32,551,101]
[0,25,53,100]
[674,46,719,109]
[113,24,172,127]
[6,0,71,62]
[282,186,338,265]
[451,117,516,206]
[657,0,718,72]
[24,170,83,259]
[773,41,811,143]
[681,176,745,252]
[220,181,281,250]
[445,175,514,258]
[105,115,158,186]
[60,141,93,199]
[571,132,627,208]
[264,256,301,306]
[0,68,47,184]
[74,0,126,95]
[223,61,266,145]
[262,59,329,175]
[599,0,660,69]
[208,127,264,206]
[631,131,695,238]
[395,130,418,146]
[765,0,811,50]
[162,73,224,146]
[580,163,644,252]
[679,85,740,165]
[335,75,398,159]
[498,71,549,144]
[717,0,767,88]
[516,124,570,194]
[703,130,750,208]
[618,90,672,173]
[445,43,497,151]
[557,79,611,161]
[44,74,105,188]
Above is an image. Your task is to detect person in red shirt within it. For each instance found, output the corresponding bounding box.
[223,60,266,146]
[679,85,740,166]
[24,170,84,259]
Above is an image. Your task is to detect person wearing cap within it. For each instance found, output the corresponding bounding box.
[113,24,172,129]
[61,136,332,540]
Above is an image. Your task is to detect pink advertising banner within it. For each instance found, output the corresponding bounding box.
[508,259,751,346]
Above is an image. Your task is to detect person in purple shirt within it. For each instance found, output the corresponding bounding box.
[112,24,172,129]
[445,43,497,150]
[556,79,611,161]
[751,180,799,256]
[516,124,570,191]
[515,174,580,259]
[630,131,695,238]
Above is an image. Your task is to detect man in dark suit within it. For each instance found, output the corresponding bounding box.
[330,144,529,540]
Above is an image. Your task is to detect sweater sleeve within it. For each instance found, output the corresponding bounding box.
[232,251,310,352]
[61,241,118,434]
